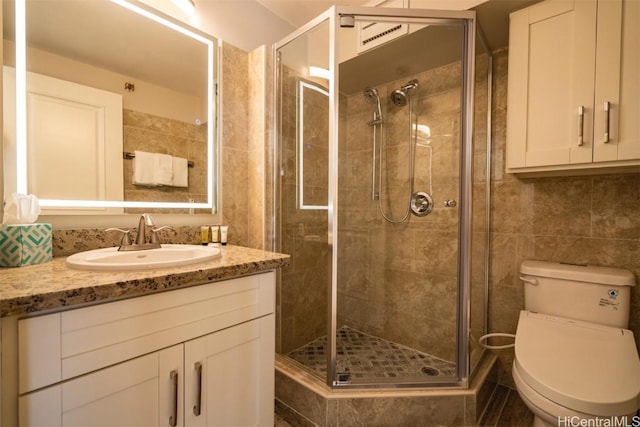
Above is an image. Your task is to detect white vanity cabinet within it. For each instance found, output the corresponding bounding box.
[506,0,639,175]
[19,344,183,426]
[16,272,275,427]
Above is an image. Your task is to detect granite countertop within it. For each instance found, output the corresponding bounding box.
[0,245,290,318]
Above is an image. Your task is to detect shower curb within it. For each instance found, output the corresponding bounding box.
[275,353,498,426]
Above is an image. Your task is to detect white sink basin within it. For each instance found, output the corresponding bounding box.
[66,244,222,271]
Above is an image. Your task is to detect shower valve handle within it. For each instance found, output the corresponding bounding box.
[410,192,433,217]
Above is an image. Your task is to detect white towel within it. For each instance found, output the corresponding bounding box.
[154,153,173,186]
[172,156,189,188]
[132,150,157,186]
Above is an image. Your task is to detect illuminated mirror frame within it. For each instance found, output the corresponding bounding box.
[297,79,329,210]
[12,0,216,211]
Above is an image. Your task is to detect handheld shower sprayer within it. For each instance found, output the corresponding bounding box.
[363,87,383,125]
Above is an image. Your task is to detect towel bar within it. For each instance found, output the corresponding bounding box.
[123,152,194,168]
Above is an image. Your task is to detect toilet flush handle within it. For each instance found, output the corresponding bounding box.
[519,276,538,285]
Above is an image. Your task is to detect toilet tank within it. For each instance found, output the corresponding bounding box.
[520,260,636,328]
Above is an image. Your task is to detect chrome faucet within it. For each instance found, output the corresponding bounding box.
[135,213,156,245]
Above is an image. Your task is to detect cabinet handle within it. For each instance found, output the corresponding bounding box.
[169,370,178,427]
[193,362,202,416]
[603,101,610,143]
[577,106,585,146]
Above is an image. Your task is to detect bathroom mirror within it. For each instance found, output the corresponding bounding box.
[2,0,217,213]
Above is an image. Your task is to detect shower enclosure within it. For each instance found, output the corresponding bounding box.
[274,6,490,389]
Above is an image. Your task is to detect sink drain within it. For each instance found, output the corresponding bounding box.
[421,366,440,376]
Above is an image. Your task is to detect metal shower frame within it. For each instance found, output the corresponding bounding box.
[273,5,489,390]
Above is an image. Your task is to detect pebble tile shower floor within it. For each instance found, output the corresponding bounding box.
[287,326,456,380]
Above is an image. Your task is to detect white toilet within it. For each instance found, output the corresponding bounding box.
[513,260,640,427]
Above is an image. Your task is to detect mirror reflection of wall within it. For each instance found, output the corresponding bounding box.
[297,79,329,210]
[1,0,217,213]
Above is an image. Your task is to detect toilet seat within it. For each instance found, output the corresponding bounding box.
[514,310,640,416]
[513,363,601,425]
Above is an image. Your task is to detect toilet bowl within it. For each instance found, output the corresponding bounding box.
[513,261,640,426]
[513,311,640,426]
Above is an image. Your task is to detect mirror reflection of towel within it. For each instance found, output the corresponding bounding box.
[132,150,157,186]
[172,156,189,187]
[132,151,188,187]
[154,153,173,186]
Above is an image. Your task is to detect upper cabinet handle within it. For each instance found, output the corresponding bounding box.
[603,101,610,144]
[577,106,585,146]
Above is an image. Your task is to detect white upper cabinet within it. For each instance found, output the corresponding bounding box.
[506,0,640,175]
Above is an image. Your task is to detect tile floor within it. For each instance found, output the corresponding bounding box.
[479,385,535,426]
[275,413,292,427]
[287,326,456,381]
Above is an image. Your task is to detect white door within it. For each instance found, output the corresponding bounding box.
[1,68,125,214]
[26,71,124,214]
[19,345,183,427]
[184,316,275,427]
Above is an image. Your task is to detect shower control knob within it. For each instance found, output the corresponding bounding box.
[410,192,433,217]
[444,200,457,208]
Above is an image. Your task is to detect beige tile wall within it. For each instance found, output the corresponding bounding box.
[336,59,488,363]
[221,43,271,249]
[221,43,250,247]
[248,46,267,250]
[489,48,640,386]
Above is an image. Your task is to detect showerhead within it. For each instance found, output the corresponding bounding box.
[363,87,379,104]
[390,90,409,106]
[390,79,419,106]
[363,87,382,125]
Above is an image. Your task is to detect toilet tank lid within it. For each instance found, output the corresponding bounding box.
[521,261,635,287]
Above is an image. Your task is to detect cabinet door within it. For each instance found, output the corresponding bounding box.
[19,345,183,427]
[184,315,275,427]
[507,0,597,169]
[593,0,640,162]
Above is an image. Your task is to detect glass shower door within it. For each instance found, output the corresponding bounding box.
[274,15,333,378]
[332,8,477,387]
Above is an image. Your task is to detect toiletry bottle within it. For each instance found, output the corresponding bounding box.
[211,225,219,244]
[220,226,228,246]
[200,225,209,245]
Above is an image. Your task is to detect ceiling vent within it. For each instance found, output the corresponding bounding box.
[356,0,409,54]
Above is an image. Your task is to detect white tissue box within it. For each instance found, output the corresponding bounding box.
[0,223,52,267]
